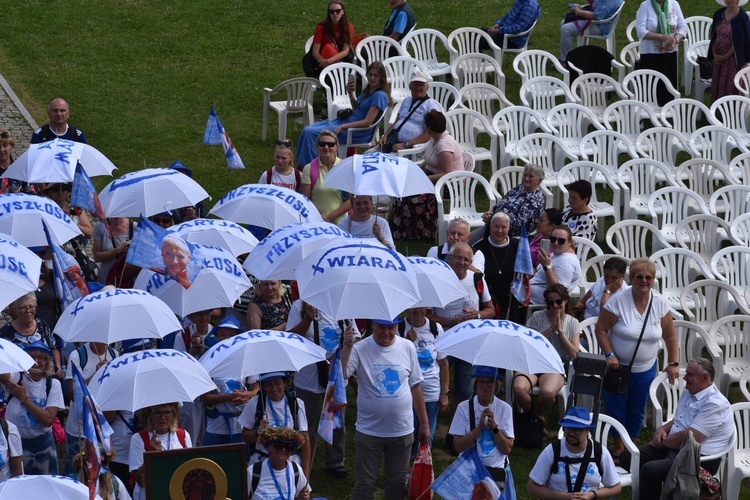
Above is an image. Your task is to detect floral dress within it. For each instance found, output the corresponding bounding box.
[250,286,292,329]
[712,16,740,101]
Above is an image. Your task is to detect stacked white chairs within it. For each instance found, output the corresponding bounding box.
[659,98,712,140]
[261,77,318,141]
[427,81,460,111]
[708,316,750,393]
[400,28,452,80]
[735,65,750,98]
[649,369,686,430]
[651,248,714,314]
[572,236,604,270]
[450,53,505,92]
[635,127,695,170]
[447,27,502,65]
[647,187,709,244]
[710,185,750,224]
[682,16,712,96]
[513,49,571,87]
[605,219,670,261]
[603,100,661,144]
[519,76,576,123]
[730,212,750,246]
[558,161,621,238]
[444,108,499,175]
[492,106,551,167]
[318,63,366,120]
[546,103,604,157]
[726,402,750,500]
[435,171,496,245]
[689,125,748,165]
[680,279,750,334]
[622,69,680,115]
[382,56,429,106]
[674,159,738,207]
[709,95,750,149]
[710,246,750,310]
[578,2,625,57]
[685,40,711,101]
[457,83,513,124]
[571,73,628,124]
[617,158,677,219]
[579,129,638,179]
[355,35,406,70]
[674,214,733,268]
[619,41,641,74]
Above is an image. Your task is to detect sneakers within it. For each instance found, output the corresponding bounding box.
[326,465,348,479]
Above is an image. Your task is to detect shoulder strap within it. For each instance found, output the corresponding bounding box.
[593,439,603,477]
[266,168,273,184]
[107,346,116,359]
[176,428,187,447]
[393,96,429,135]
[550,439,562,475]
[117,411,139,434]
[468,395,476,432]
[138,430,150,452]
[291,460,301,487]
[398,322,406,337]
[428,319,438,338]
[310,158,321,190]
[294,169,302,191]
[627,292,653,367]
[76,345,88,370]
[474,272,484,295]
[45,377,52,398]
[250,461,263,493]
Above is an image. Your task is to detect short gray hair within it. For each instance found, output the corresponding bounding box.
[524,163,545,181]
[490,212,510,225]
[690,358,715,382]
[447,218,470,232]
[448,241,472,256]
[13,293,37,309]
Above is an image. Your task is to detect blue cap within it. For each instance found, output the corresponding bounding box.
[372,317,403,326]
[558,406,595,429]
[260,372,290,382]
[217,316,241,331]
[170,160,192,178]
[472,365,499,379]
[23,340,52,357]
[121,338,156,354]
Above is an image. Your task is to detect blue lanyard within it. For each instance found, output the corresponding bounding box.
[267,459,292,500]
[267,395,289,427]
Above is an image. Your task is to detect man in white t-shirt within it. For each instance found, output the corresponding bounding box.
[337,195,395,249]
[342,317,430,500]
[528,406,621,498]
[427,218,485,272]
[0,418,22,480]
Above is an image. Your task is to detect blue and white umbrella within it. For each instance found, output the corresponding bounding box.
[210,184,322,230]
[407,256,469,308]
[0,338,35,375]
[296,241,421,320]
[0,475,102,500]
[324,152,434,197]
[133,244,251,317]
[243,221,355,280]
[168,218,259,257]
[1,138,117,183]
[99,168,210,218]
[0,193,83,246]
[199,330,327,379]
[0,234,41,314]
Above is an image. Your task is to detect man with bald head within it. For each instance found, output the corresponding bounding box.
[31,97,87,144]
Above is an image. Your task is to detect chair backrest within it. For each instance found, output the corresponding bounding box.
[680,279,747,326]
[689,125,748,165]
[428,81,460,111]
[672,320,712,368]
[503,19,538,53]
[579,129,637,171]
[660,98,712,137]
[450,53,505,91]
[588,2,624,28]
[711,246,750,288]
[515,133,578,172]
[709,95,750,133]
[649,369,687,429]
[617,158,677,212]
[675,214,732,263]
[512,49,571,87]
[709,315,750,365]
[647,186,709,231]
[458,83,513,122]
[447,27,502,63]
[557,161,618,209]
[578,317,600,354]
[318,63,366,106]
[652,247,714,295]
[400,28,451,67]
[268,77,319,111]
[382,56,429,103]
[619,41,641,73]
[684,16,713,48]
[635,127,694,168]
[622,69,680,107]
[492,106,550,141]
[546,103,604,141]
[686,40,710,67]
[605,219,670,259]
[434,170,497,218]
[461,151,475,172]
[603,99,661,140]
[735,65,750,97]
[730,212,750,246]
[675,158,739,199]
[738,373,750,402]
[305,36,314,54]
[625,20,638,43]
[355,35,405,69]
[710,185,750,223]
[488,166,525,200]
[572,236,604,265]
[445,108,494,146]
[519,76,576,116]
[571,73,628,113]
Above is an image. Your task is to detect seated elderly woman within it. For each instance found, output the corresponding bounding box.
[572,256,629,321]
[529,226,581,305]
[337,194,395,248]
[513,284,580,422]
[471,212,517,319]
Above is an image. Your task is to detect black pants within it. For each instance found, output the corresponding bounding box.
[636,52,678,107]
[633,444,721,500]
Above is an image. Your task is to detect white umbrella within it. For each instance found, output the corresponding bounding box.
[0,475,102,500]
[323,152,434,197]
[242,221,355,280]
[99,168,210,218]
[0,234,42,313]
[88,349,216,412]
[406,256,469,308]
[0,193,83,246]
[0,338,35,375]
[168,218,259,257]
[199,330,327,379]
[209,184,323,230]
[54,288,182,344]
[133,244,251,317]
[1,139,117,183]
[296,240,420,320]
[435,319,565,374]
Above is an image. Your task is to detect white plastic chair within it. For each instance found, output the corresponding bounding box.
[338,109,386,158]
[709,95,750,150]
[579,2,625,57]
[400,28,452,80]
[546,103,605,157]
[512,49,571,87]
[444,108,499,175]
[710,246,750,310]
[492,106,551,167]
[680,279,750,333]
[519,76,576,123]
[318,63,366,120]
[649,369,687,430]
[578,129,638,179]
[382,56,429,105]
[652,248,715,313]
[708,316,750,393]
[603,99,661,144]
[457,83,513,124]
[305,36,314,54]
[689,125,749,165]
[570,73,629,124]
[355,35,406,70]
[619,41,641,74]
[741,372,750,402]
[710,185,750,224]
[617,158,677,219]
[447,27,502,65]
[730,212,750,246]
[675,159,739,206]
[502,19,537,55]
[735,65,750,98]
[606,219,670,261]
[682,16,712,96]
[435,171,497,245]
[625,20,638,43]
[726,402,750,500]
[450,53,505,92]
[659,98,712,139]
[672,320,714,368]
[572,237,604,269]
[427,81,460,111]
[685,40,711,101]
[675,214,733,268]
[635,127,695,170]
[515,133,579,207]
[622,69,681,115]
[261,77,318,141]
[647,186,709,244]
[577,317,600,353]
[461,151,475,172]
[557,161,621,238]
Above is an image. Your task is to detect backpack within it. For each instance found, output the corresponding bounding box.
[6,377,52,405]
[250,459,301,494]
[550,438,603,493]
[138,428,187,451]
[398,319,438,338]
[75,345,117,371]
[265,167,302,192]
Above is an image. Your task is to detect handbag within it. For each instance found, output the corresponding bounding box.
[602,292,653,394]
[408,443,433,500]
[337,108,354,120]
[696,56,713,80]
[509,376,545,448]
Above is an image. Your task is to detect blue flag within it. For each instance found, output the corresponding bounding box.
[204,107,245,170]
[318,347,347,445]
[71,164,109,237]
[431,446,502,500]
[510,225,534,307]
[42,221,89,309]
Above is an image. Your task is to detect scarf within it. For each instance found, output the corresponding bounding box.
[651,0,670,35]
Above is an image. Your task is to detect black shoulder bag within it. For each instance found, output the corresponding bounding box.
[602,292,653,394]
[383,96,429,153]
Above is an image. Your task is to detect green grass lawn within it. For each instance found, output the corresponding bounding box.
[0,1,725,498]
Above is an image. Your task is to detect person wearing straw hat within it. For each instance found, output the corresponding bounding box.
[248,426,311,500]
[527,406,621,498]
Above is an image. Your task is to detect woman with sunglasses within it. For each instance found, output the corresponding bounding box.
[311,2,354,77]
[512,284,580,423]
[296,61,392,168]
[299,131,350,223]
[93,217,135,285]
[529,208,562,269]
[249,427,310,500]
[595,258,678,462]
[529,225,581,306]
[259,139,302,192]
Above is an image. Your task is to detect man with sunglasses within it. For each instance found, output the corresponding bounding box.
[528,407,621,498]
[31,98,87,144]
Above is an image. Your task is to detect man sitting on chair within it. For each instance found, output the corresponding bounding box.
[479,0,540,51]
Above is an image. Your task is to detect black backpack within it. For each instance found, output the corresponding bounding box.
[250,459,301,494]
[549,438,604,493]
[75,345,117,371]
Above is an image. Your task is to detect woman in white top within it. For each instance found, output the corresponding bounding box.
[529,225,581,305]
[248,426,310,500]
[258,139,301,192]
[513,284,581,421]
[635,0,687,105]
[337,194,394,248]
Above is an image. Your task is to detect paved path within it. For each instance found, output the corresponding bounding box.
[0,73,38,153]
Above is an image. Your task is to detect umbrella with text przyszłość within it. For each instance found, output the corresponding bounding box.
[0,233,42,313]
[0,193,83,247]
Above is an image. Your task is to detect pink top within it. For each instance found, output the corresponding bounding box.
[424,132,464,174]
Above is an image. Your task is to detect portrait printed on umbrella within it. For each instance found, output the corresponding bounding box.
[126,215,202,289]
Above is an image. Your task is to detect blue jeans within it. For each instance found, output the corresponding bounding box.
[412,400,439,456]
[602,361,657,438]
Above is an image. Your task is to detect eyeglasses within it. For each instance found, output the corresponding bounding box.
[275,140,292,148]
[633,274,654,282]
[152,410,174,417]
[16,305,36,312]
[271,442,296,452]
[549,236,568,245]
[0,131,10,139]
[564,427,586,435]
[318,141,337,148]
[329,8,343,14]
[151,217,173,225]
[546,298,564,307]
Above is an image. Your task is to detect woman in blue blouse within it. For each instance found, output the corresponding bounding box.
[296,62,392,166]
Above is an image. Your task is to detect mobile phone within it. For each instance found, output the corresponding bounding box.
[541,238,551,254]
[347,74,355,85]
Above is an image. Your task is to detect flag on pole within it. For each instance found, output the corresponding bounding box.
[431,446,502,500]
[71,362,114,500]
[204,106,245,170]
[510,225,534,307]
[71,164,110,237]
[318,347,347,445]
[42,221,88,309]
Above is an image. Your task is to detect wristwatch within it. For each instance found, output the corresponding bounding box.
[492,426,499,434]
[402,141,409,148]
[542,265,548,271]
[668,362,679,367]
[440,389,450,395]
